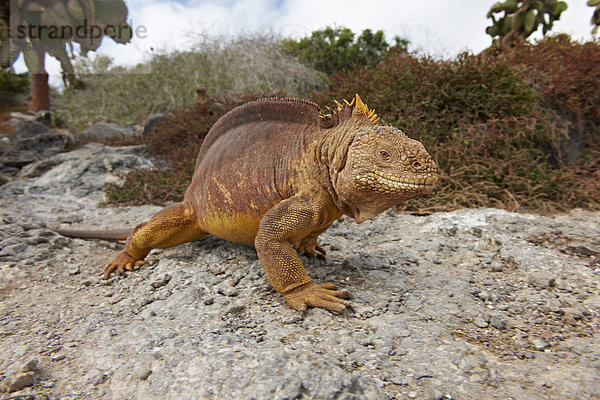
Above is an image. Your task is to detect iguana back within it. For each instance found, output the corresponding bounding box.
[194,97,327,168]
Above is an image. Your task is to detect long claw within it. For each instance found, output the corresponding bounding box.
[315,243,326,255]
[283,282,351,313]
[103,250,147,279]
[103,263,117,279]
[296,239,326,261]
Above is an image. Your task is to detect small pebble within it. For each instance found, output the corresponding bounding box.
[474,316,489,328]
[216,282,238,297]
[282,315,303,324]
[390,376,408,385]
[527,271,556,289]
[532,339,548,351]
[91,372,108,385]
[490,315,509,330]
[134,368,152,380]
[50,353,66,361]
[490,260,504,272]
[21,358,38,372]
[4,372,35,392]
[68,264,80,275]
[151,274,171,289]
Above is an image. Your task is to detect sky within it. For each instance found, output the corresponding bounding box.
[12,0,599,86]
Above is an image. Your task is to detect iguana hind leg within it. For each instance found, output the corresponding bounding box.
[104,201,206,278]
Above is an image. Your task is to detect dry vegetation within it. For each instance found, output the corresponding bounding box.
[59,34,599,213]
[317,35,600,213]
[54,34,327,133]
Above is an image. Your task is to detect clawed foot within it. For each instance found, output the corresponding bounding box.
[294,239,327,261]
[103,250,146,279]
[283,282,350,313]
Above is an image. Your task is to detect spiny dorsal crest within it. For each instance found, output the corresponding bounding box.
[319,94,379,125]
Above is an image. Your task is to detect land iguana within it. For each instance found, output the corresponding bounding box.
[45,95,439,313]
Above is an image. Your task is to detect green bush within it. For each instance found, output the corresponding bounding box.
[280,26,408,75]
[0,70,29,108]
[54,33,327,132]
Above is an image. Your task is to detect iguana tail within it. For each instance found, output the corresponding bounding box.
[22,225,132,241]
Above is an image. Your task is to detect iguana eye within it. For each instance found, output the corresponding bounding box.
[413,160,422,169]
[379,150,390,160]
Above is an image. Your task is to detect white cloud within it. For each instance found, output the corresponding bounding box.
[11,0,598,87]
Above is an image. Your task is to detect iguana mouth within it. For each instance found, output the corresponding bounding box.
[357,172,437,192]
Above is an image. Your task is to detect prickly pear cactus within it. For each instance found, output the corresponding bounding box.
[589,0,600,35]
[486,0,568,49]
[8,0,132,78]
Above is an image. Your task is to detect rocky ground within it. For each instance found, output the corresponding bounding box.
[0,121,599,399]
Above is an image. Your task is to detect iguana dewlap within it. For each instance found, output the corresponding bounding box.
[103,94,438,312]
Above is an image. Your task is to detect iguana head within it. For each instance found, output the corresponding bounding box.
[328,95,439,223]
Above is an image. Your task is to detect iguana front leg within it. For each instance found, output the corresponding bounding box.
[104,201,206,278]
[255,195,349,313]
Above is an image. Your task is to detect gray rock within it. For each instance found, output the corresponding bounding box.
[0,171,13,186]
[50,353,66,361]
[475,289,496,303]
[563,307,584,325]
[91,372,109,385]
[296,360,383,399]
[531,339,548,351]
[528,271,556,289]
[11,130,71,153]
[156,349,384,399]
[2,371,35,392]
[143,113,171,134]
[0,121,72,167]
[0,171,599,400]
[21,358,38,372]
[150,274,171,289]
[490,314,510,330]
[389,376,408,386]
[13,120,52,139]
[134,367,152,381]
[16,142,153,201]
[79,122,139,142]
[474,316,489,328]
[489,260,504,272]
[216,278,239,297]
[68,264,80,275]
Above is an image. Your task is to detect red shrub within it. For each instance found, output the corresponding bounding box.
[507,35,600,124]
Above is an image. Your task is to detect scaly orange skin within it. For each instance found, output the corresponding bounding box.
[104,95,439,313]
